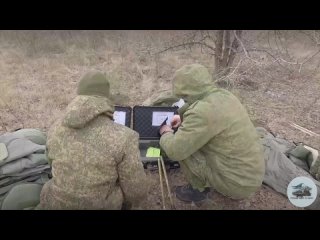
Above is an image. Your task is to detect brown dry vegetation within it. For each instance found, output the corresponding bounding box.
[0,30,319,210]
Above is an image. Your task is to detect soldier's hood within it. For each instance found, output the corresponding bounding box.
[62,95,114,129]
[173,64,217,104]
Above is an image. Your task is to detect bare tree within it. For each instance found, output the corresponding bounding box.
[156,30,320,87]
[157,30,243,76]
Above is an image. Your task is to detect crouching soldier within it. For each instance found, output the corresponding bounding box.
[36,71,149,210]
[159,64,265,203]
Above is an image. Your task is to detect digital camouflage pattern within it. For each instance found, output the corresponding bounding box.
[160,64,265,199]
[37,71,148,210]
[142,90,180,107]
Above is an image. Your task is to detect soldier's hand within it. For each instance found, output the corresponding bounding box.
[171,115,181,128]
[160,125,174,136]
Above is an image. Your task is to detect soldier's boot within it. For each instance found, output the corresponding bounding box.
[175,184,210,203]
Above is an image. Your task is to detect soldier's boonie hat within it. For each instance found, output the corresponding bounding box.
[77,71,110,98]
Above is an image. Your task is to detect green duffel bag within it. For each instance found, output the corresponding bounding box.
[1,183,43,210]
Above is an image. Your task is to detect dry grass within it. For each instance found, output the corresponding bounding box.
[0,30,319,209]
[0,30,214,132]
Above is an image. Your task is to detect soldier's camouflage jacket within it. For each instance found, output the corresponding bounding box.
[37,95,148,209]
[160,64,265,198]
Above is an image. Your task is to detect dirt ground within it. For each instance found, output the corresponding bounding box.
[0,30,319,210]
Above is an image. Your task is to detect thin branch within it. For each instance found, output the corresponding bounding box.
[299,48,320,73]
[237,61,256,76]
[267,30,272,51]
[158,158,166,210]
[314,30,320,45]
[242,48,292,71]
[289,122,320,137]
[299,30,320,46]
[234,30,249,57]
[155,41,215,55]
[188,31,198,41]
[215,57,243,82]
[206,30,214,41]
[255,63,276,80]
[234,31,262,65]
[274,30,283,54]
[279,58,299,65]
[160,156,175,209]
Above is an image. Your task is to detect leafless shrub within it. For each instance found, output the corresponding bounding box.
[156,30,320,88]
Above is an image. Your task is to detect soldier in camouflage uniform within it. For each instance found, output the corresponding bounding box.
[36,71,149,210]
[159,64,265,203]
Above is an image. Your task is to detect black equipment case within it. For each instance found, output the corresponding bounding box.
[132,106,180,169]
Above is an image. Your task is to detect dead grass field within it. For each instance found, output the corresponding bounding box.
[0,30,319,210]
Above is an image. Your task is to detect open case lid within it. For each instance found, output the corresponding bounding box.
[114,106,132,128]
[133,106,178,140]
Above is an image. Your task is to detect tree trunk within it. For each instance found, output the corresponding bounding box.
[214,30,242,77]
[227,30,242,69]
[214,30,224,74]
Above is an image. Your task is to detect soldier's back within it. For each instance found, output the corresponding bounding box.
[40,115,139,209]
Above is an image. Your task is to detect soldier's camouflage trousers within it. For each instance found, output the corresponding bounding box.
[180,151,259,199]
